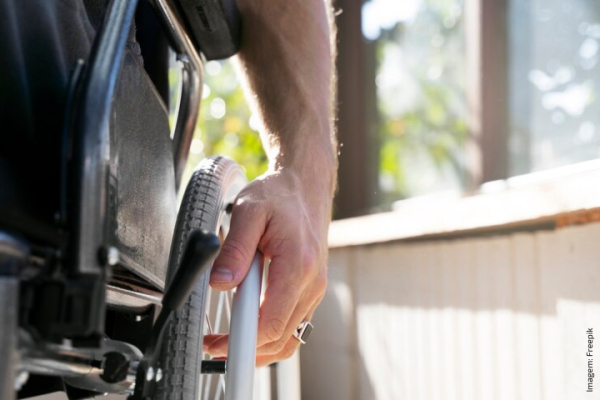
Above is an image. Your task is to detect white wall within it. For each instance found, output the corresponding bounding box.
[301,222,600,400]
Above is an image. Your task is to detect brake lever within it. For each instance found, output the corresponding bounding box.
[129,230,220,400]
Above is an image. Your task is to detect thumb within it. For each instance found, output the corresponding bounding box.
[210,202,265,290]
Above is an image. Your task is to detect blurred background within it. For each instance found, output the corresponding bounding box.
[23,0,600,399]
[180,0,600,399]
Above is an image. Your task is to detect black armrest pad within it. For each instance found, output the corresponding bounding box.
[172,0,241,60]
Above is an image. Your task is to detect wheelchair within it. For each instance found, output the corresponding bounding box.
[0,0,265,399]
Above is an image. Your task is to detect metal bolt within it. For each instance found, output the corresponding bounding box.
[146,366,154,382]
[155,368,163,382]
[107,247,120,266]
[14,371,29,391]
[177,54,190,64]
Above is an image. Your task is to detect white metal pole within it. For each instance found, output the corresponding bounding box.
[225,253,262,400]
[276,351,301,400]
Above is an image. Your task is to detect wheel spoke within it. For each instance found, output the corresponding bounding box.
[205,313,213,335]
[204,286,213,335]
[203,373,214,400]
[203,287,230,399]
[214,291,226,333]
[225,291,231,326]
[213,374,225,400]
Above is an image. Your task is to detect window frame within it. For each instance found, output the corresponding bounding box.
[333,0,600,229]
[330,157,600,247]
[465,0,509,187]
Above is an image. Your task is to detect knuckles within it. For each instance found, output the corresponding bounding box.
[297,247,328,291]
[264,337,287,354]
[279,342,298,360]
[313,271,328,295]
[299,250,318,279]
[232,198,263,221]
[264,317,287,343]
[296,239,324,279]
[220,237,251,264]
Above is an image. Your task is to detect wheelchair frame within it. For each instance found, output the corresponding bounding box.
[0,0,263,399]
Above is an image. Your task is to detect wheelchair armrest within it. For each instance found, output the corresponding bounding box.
[172,0,242,60]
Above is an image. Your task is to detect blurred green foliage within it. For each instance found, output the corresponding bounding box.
[170,59,268,187]
[374,0,468,205]
[172,0,468,208]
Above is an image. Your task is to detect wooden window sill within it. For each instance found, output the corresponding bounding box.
[329,159,600,248]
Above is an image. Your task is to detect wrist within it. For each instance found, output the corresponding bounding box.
[271,140,337,195]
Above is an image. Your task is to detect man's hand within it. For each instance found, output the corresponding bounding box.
[203,164,332,366]
[202,0,337,365]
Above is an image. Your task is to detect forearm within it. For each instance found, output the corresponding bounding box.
[208,0,336,364]
[235,0,337,195]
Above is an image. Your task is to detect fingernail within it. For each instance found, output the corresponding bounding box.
[211,267,233,283]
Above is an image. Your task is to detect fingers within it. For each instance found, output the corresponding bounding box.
[204,249,327,359]
[211,199,266,291]
[256,279,323,354]
[203,334,226,354]
[205,291,324,360]
[204,333,228,357]
[256,337,300,367]
[205,334,301,368]
[256,299,322,367]
[204,273,308,357]
[203,170,330,366]
[255,256,305,347]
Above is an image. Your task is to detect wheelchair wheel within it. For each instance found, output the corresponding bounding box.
[155,155,261,400]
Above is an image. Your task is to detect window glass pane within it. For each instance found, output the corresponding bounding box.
[363,0,467,205]
[509,0,600,175]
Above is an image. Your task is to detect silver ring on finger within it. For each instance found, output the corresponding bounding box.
[292,320,314,345]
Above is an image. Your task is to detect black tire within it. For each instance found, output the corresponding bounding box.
[155,156,247,400]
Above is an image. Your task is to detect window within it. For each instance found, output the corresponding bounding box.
[508,0,600,175]
[334,0,600,218]
[363,0,468,203]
